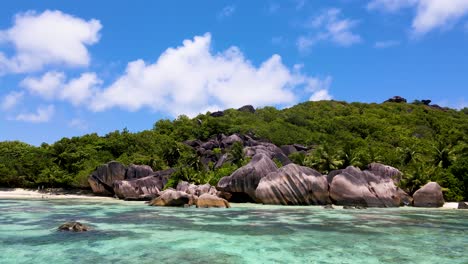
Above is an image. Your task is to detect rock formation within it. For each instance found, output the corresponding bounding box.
[88,161,127,195]
[196,193,231,208]
[149,189,196,207]
[217,153,277,202]
[328,165,409,207]
[413,182,445,207]
[255,164,330,205]
[58,222,90,232]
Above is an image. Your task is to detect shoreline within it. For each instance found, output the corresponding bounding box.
[0,188,463,209]
[0,188,117,201]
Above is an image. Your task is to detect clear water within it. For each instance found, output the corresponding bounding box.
[0,199,466,264]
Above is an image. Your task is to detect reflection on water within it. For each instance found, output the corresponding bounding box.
[0,199,467,264]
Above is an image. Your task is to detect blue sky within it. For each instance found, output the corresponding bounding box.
[1,0,468,145]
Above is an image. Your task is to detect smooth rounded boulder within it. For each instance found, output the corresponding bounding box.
[255,164,330,205]
[217,153,277,202]
[329,165,408,207]
[413,182,445,207]
[149,189,195,207]
[196,193,231,208]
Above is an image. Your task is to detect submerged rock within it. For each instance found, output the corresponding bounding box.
[255,164,330,205]
[413,182,445,207]
[196,193,231,208]
[58,222,90,232]
[149,189,195,207]
[217,153,277,202]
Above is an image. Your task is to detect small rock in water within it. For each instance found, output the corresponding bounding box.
[58,222,90,232]
[323,204,334,209]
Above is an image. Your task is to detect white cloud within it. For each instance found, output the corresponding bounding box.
[20,71,65,99]
[90,33,332,117]
[61,73,101,105]
[20,71,100,105]
[218,5,236,18]
[1,91,24,110]
[306,76,333,101]
[298,9,361,52]
[367,0,468,35]
[0,10,101,74]
[15,105,54,123]
[375,40,401,48]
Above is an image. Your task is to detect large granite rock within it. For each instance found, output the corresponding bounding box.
[176,181,217,196]
[329,165,408,207]
[113,176,163,200]
[237,105,255,113]
[149,189,195,207]
[125,164,154,180]
[88,161,126,195]
[217,153,277,202]
[255,164,330,205]
[244,143,291,166]
[196,193,231,208]
[367,163,402,184]
[413,182,445,207]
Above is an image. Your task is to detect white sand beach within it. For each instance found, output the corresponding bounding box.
[0,188,117,200]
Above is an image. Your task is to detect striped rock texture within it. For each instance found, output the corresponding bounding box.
[329,166,408,207]
[217,153,277,202]
[112,168,174,200]
[255,164,330,205]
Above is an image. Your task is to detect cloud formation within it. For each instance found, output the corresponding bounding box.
[368,0,468,35]
[297,9,361,52]
[1,91,24,110]
[91,33,332,116]
[0,10,101,74]
[15,105,54,123]
[20,71,100,105]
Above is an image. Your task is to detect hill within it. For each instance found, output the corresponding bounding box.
[1,99,467,201]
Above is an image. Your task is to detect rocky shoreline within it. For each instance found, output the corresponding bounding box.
[84,133,468,210]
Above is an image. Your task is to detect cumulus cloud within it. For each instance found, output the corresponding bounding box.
[374,40,401,48]
[0,10,101,74]
[90,33,332,116]
[20,71,65,99]
[297,9,361,52]
[306,76,333,101]
[1,91,24,110]
[367,0,468,35]
[15,105,54,123]
[218,5,236,18]
[20,71,100,105]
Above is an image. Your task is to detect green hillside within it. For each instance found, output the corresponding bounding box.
[1,100,467,201]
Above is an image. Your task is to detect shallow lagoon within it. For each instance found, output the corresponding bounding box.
[0,199,466,264]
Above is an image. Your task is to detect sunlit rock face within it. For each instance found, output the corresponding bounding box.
[255,164,330,205]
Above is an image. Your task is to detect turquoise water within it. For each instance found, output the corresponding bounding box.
[0,199,466,264]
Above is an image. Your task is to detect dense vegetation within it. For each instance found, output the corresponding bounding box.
[1,100,467,201]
